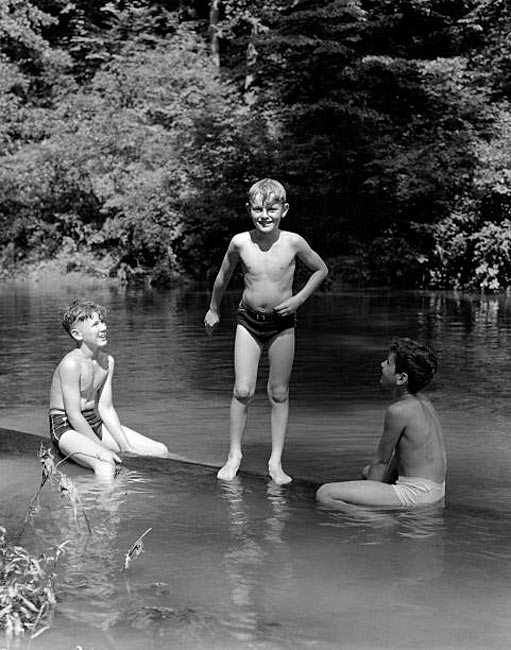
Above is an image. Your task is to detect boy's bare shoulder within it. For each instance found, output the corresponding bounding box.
[386,397,417,421]
[281,230,305,245]
[56,349,81,372]
[282,231,314,255]
[231,231,251,247]
[388,393,439,425]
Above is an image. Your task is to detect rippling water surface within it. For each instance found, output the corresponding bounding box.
[0,280,510,649]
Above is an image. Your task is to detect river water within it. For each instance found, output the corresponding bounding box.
[0,279,510,649]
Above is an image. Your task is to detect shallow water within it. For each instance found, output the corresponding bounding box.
[0,280,510,649]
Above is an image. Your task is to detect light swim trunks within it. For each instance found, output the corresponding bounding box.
[391,476,445,508]
[49,409,103,446]
[237,301,296,344]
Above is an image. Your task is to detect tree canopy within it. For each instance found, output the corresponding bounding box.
[1,0,511,289]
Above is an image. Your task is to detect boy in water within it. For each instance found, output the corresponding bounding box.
[204,178,328,484]
[316,338,446,508]
[49,299,170,479]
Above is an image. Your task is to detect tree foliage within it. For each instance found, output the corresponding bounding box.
[0,0,511,289]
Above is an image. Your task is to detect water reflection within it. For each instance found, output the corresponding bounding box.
[319,502,446,585]
[218,479,295,643]
[2,284,511,649]
[392,506,446,585]
[219,479,264,641]
[265,483,291,545]
[28,471,130,630]
[264,483,295,600]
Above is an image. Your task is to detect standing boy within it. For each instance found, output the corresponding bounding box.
[49,299,170,479]
[316,338,446,508]
[204,178,328,484]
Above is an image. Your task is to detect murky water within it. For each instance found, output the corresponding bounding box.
[0,279,510,649]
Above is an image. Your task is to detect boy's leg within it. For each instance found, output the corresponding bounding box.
[267,328,295,485]
[58,430,118,480]
[102,426,170,458]
[218,324,262,481]
[316,480,403,508]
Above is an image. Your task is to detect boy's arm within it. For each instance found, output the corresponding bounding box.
[204,237,240,336]
[274,235,328,316]
[365,405,405,482]
[97,355,133,453]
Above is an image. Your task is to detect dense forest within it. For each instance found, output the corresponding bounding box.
[1,0,511,289]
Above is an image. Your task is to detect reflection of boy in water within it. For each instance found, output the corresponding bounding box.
[317,338,446,508]
[49,299,169,479]
[204,179,328,484]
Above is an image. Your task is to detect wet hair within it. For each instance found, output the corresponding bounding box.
[247,178,287,206]
[60,299,107,337]
[389,338,438,394]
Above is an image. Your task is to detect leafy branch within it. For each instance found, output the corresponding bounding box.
[15,445,93,543]
[122,528,152,571]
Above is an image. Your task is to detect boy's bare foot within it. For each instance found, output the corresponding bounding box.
[268,463,292,485]
[217,454,242,481]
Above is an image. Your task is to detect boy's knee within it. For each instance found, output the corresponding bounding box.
[267,384,289,403]
[158,442,170,457]
[233,385,255,404]
[316,484,331,504]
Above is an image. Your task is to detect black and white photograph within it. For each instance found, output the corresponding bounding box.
[0,1,510,648]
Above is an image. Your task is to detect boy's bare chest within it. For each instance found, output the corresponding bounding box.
[240,243,295,277]
[80,359,108,394]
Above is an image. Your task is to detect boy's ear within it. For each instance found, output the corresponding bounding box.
[70,327,82,342]
[282,202,289,217]
[395,372,408,386]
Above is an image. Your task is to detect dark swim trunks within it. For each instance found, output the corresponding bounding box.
[237,302,296,344]
[49,409,103,446]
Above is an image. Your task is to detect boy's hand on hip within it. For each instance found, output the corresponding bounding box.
[274,297,300,317]
[204,309,219,336]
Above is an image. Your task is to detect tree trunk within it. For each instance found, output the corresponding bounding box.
[209,0,220,67]
[244,40,257,104]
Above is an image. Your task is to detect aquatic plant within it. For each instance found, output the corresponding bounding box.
[0,526,67,644]
[57,474,92,535]
[122,528,152,571]
[16,445,92,542]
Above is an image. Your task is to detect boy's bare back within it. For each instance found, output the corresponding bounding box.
[391,393,446,484]
[316,338,445,509]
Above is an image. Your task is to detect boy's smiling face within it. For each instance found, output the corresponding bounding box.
[71,311,108,347]
[248,195,289,234]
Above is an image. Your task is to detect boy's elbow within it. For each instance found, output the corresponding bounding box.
[312,263,328,282]
[66,411,82,429]
[97,403,114,418]
[213,273,228,290]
